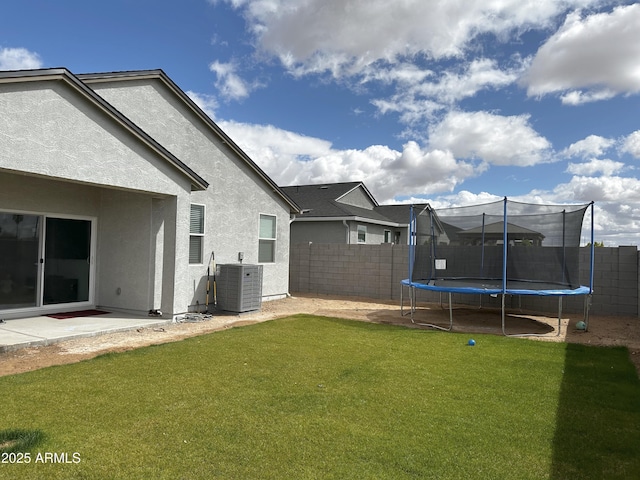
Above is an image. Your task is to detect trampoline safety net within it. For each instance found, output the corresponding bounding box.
[410,198,593,292]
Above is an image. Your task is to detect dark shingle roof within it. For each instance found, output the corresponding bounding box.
[374,204,427,224]
[281,182,366,217]
[282,182,426,226]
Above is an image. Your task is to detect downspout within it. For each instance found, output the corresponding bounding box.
[343,220,350,244]
[287,214,296,298]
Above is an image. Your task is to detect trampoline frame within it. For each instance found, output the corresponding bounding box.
[401,198,595,337]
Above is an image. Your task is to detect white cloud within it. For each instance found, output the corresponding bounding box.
[428,111,552,166]
[210,1,596,125]
[186,91,219,119]
[565,158,625,176]
[523,4,640,101]
[410,191,503,210]
[562,134,615,158]
[222,0,597,77]
[560,89,616,105]
[621,130,640,158]
[217,120,483,202]
[541,175,640,245]
[209,61,253,100]
[360,62,434,86]
[590,202,640,246]
[370,58,520,123]
[0,47,42,70]
[552,175,640,203]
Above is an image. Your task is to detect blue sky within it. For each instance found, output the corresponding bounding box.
[2,0,640,245]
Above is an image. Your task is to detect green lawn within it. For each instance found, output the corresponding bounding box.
[1,314,639,479]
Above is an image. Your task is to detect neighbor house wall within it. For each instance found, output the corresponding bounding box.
[292,221,399,245]
[291,221,348,244]
[290,243,640,317]
[338,187,376,209]
[90,80,292,307]
[348,222,394,245]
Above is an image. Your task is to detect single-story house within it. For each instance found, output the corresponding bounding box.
[0,68,299,320]
[281,182,428,245]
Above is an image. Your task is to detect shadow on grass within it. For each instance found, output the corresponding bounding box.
[551,343,640,479]
[0,429,46,453]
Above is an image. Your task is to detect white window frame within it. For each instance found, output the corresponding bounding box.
[189,204,205,265]
[357,225,367,244]
[384,230,391,243]
[258,214,277,263]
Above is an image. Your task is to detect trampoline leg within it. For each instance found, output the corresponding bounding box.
[501,294,507,335]
[400,284,416,319]
[409,287,453,331]
[410,286,416,323]
[556,296,562,337]
[503,295,566,338]
[584,294,591,332]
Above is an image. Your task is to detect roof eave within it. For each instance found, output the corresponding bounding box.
[292,215,405,228]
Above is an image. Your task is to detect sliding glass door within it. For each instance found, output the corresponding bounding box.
[43,218,92,305]
[0,213,40,309]
[0,212,94,313]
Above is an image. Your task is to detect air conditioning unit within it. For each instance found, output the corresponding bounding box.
[216,264,263,313]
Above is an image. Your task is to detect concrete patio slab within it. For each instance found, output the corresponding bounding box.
[0,311,172,352]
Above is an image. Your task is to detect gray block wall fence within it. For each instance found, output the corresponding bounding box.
[289,243,640,317]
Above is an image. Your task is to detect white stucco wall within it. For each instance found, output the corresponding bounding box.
[89,79,293,306]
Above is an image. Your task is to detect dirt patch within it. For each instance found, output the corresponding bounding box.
[1,294,639,377]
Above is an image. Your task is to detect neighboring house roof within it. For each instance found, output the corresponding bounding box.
[77,69,300,214]
[281,182,372,216]
[375,204,427,225]
[0,68,209,191]
[281,182,424,227]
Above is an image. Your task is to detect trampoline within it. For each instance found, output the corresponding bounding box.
[401,198,594,336]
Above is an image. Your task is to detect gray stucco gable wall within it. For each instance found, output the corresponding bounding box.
[0,79,197,197]
[85,75,295,304]
[337,184,377,210]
